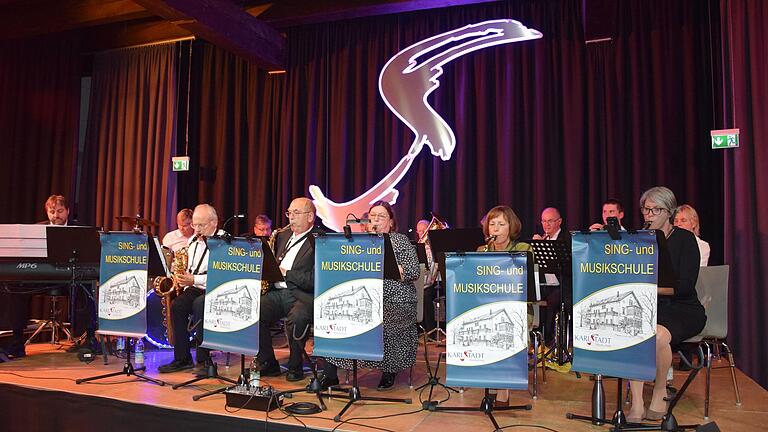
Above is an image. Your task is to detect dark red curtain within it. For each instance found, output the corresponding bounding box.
[0,36,81,223]
[720,0,768,390]
[79,43,179,234]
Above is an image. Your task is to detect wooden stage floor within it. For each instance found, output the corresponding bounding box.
[1,341,766,432]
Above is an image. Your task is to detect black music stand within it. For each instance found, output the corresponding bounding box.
[185,236,284,401]
[529,239,572,365]
[42,227,100,346]
[322,233,412,422]
[424,228,484,344]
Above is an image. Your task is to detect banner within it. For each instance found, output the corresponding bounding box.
[313,234,384,361]
[98,232,149,338]
[571,231,658,381]
[445,252,529,390]
[201,237,263,356]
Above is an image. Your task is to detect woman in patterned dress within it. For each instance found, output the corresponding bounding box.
[319,201,420,390]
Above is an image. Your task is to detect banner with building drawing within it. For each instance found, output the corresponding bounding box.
[314,234,384,361]
[445,252,529,389]
[97,232,149,338]
[200,237,264,356]
[571,231,658,381]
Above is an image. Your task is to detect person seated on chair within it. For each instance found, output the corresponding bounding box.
[161,209,194,252]
[416,218,439,336]
[320,201,420,391]
[477,205,532,406]
[5,195,72,358]
[252,214,273,237]
[628,187,706,422]
[257,197,322,381]
[531,207,572,346]
[673,204,710,266]
[588,198,626,231]
[158,204,225,373]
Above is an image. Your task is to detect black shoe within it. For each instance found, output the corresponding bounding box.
[7,345,25,358]
[260,361,282,377]
[158,358,194,373]
[377,372,397,391]
[317,373,340,389]
[286,369,305,382]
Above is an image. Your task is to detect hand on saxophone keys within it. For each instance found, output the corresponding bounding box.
[176,271,195,287]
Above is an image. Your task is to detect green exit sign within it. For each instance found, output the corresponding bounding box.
[172,156,190,171]
[711,128,739,149]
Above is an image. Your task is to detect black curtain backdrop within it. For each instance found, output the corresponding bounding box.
[79,43,179,233]
[720,0,768,390]
[0,36,81,223]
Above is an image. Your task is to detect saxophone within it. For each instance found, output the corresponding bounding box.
[152,247,188,345]
[483,235,497,252]
[261,224,290,294]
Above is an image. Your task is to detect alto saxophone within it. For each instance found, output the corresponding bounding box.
[483,235,497,252]
[261,224,290,294]
[152,247,188,345]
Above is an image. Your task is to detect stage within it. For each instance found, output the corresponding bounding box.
[1,342,766,432]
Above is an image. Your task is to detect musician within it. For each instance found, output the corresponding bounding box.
[320,201,420,391]
[673,204,710,266]
[158,204,224,373]
[532,207,571,345]
[628,187,705,422]
[257,197,321,381]
[416,218,437,335]
[252,214,273,237]
[589,198,625,231]
[161,209,194,252]
[6,195,71,358]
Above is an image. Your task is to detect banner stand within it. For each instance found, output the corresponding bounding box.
[320,233,413,422]
[76,232,165,387]
[186,234,284,402]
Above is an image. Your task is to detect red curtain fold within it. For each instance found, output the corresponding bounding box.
[0,36,81,223]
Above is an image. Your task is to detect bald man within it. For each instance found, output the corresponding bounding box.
[532,207,571,346]
[258,197,322,381]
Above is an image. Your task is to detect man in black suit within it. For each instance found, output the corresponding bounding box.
[532,207,572,345]
[258,197,320,381]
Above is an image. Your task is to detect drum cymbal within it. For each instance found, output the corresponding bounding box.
[115,215,159,227]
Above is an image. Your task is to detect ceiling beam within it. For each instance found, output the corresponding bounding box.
[133,0,286,70]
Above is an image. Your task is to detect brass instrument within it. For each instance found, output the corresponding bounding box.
[418,212,449,243]
[483,235,497,252]
[261,224,290,294]
[152,247,188,345]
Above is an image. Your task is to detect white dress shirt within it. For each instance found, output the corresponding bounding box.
[274,227,312,289]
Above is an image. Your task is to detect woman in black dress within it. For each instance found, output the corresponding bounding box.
[628,186,706,422]
[319,201,420,391]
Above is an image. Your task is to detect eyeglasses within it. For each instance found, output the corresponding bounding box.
[541,218,561,225]
[191,221,210,229]
[368,212,389,220]
[285,210,311,218]
[640,207,666,216]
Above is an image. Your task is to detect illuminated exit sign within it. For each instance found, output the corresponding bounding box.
[711,128,739,149]
[172,156,190,171]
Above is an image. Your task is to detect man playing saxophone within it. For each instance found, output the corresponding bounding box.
[158,204,226,374]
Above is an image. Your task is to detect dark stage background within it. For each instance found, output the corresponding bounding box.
[1,0,766,389]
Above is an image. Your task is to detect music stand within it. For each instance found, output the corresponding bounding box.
[529,239,572,365]
[323,233,413,422]
[186,236,284,401]
[423,228,484,344]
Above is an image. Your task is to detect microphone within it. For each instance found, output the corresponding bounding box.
[343,213,370,238]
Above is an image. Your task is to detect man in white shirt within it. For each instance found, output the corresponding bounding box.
[533,207,564,240]
[161,209,194,252]
[159,204,224,373]
[258,197,320,381]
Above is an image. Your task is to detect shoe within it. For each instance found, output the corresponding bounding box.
[377,372,396,391]
[260,361,282,377]
[286,369,305,382]
[626,410,644,424]
[8,346,26,358]
[644,407,667,421]
[317,373,340,389]
[158,358,194,373]
[494,398,510,408]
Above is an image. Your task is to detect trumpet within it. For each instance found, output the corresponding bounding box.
[483,235,497,252]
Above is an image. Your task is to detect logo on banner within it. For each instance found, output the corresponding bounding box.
[203,279,260,332]
[99,270,147,320]
[573,283,656,351]
[447,301,527,366]
[315,278,383,339]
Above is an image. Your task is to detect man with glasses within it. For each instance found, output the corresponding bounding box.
[532,207,571,346]
[159,204,225,373]
[252,214,273,237]
[257,197,322,381]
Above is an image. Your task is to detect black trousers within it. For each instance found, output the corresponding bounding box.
[421,283,438,332]
[258,288,312,372]
[169,287,208,363]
